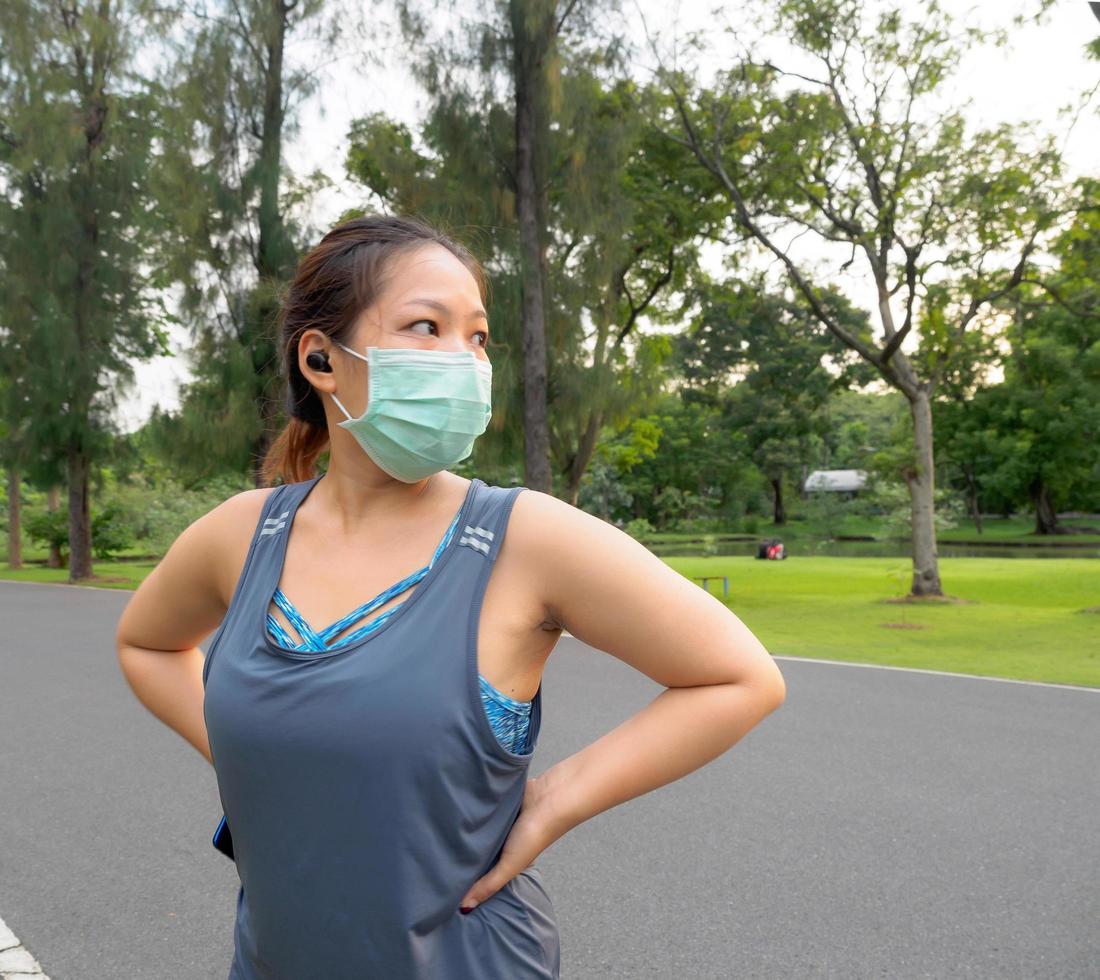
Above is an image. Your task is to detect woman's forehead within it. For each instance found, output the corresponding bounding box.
[384,250,483,309]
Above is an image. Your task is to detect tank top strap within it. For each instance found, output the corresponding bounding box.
[202,476,322,686]
[448,480,544,760]
[452,481,525,566]
[256,477,322,542]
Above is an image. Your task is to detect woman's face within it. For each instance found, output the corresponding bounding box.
[346,243,490,361]
[301,241,491,441]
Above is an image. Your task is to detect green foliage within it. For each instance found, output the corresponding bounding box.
[800,489,848,539]
[140,0,337,486]
[20,469,253,561]
[599,417,662,474]
[650,0,1072,591]
[652,485,706,529]
[622,517,655,540]
[676,276,877,525]
[142,326,266,485]
[593,392,770,530]
[91,503,137,560]
[935,177,1100,520]
[343,43,724,493]
[577,456,634,523]
[23,501,133,563]
[102,472,254,556]
[856,480,966,538]
[24,508,67,556]
[819,389,908,470]
[0,0,182,509]
[863,402,918,488]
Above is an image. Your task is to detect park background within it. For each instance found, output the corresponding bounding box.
[1,0,1097,687]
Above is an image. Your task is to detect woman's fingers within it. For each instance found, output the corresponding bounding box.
[459,778,556,912]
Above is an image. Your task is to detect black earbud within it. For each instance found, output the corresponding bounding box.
[306,350,332,373]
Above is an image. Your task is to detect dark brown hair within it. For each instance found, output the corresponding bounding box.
[260,214,489,486]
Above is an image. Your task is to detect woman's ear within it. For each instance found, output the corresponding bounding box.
[300,330,338,393]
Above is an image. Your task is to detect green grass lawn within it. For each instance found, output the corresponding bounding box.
[644,515,1100,545]
[2,553,1097,688]
[0,561,156,590]
[664,555,1100,689]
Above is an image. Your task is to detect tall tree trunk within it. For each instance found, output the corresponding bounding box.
[250,0,293,487]
[771,477,786,525]
[1029,479,1061,535]
[69,50,104,583]
[962,464,983,534]
[67,447,93,581]
[511,0,552,493]
[564,409,603,506]
[47,484,63,568]
[905,390,943,596]
[6,467,22,569]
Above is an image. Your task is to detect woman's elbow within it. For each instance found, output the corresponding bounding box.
[750,659,787,709]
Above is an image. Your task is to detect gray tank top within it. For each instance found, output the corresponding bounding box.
[202,475,560,979]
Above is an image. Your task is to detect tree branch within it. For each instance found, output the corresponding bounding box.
[614,243,675,347]
[1018,278,1100,319]
[555,0,583,36]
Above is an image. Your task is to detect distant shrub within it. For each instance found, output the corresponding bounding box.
[24,509,69,559]
[669,516,724,534]
[91,503,137,559]
[103,473,253,555]
[624,517,655,540]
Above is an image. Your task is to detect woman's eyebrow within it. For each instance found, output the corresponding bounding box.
[400,298,488,321]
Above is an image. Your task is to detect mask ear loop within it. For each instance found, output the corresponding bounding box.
[329,343,371,422]
[329,392,354,422]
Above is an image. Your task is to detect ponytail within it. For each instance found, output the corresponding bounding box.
[260,417,330,487]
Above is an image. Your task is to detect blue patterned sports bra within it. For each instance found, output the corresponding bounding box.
[264,504,534,754]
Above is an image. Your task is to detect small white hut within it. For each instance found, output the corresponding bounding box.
[803,469,867,499]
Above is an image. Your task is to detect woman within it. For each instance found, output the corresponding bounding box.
[115,214,786,979]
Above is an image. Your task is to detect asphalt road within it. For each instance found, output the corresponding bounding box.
[1,578,1097,979]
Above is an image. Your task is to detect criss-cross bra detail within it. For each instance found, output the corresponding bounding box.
[264,506,534,754]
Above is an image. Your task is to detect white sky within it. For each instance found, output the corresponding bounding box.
[119,0,1100,430]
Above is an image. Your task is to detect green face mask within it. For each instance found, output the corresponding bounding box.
[328,344,493,483]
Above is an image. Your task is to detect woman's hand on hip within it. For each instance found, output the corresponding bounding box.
[458,774,562,913]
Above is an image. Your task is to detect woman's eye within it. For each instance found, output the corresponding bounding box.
[407,318,488,349]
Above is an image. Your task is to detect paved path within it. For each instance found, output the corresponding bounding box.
[1,579,1097,978]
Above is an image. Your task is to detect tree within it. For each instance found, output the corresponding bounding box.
[604,392,756,530]
[509,0,557,492]
[941,179,1100,533]
[547,79,727,505]
[0,0,177,580]
[388,0,628,493]
[677,276,875,524]
[147,0,337,485]
[348,29,714,501]
[648,0,1067,596]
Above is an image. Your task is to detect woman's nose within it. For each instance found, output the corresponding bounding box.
[438,336,482,356]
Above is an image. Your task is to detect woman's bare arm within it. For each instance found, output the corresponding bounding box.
[114,489,272,765]
[511,488,786,837]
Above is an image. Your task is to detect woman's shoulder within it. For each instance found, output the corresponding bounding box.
[207,484,281,529]
[494,483,571,518]
[486,483,591,573]
[197,485,282,604]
